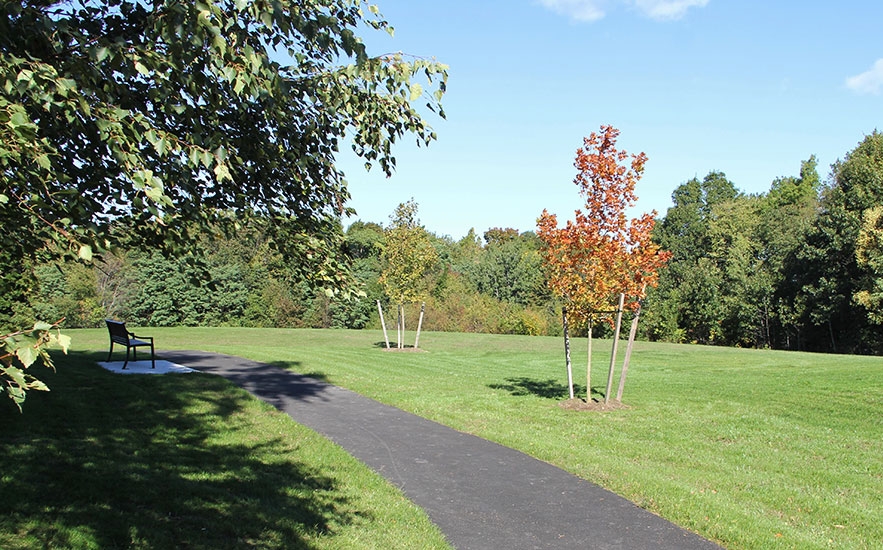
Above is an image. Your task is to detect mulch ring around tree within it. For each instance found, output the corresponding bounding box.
[558,398,631,412]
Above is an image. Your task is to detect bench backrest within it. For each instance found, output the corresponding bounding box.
[106,319,131,345]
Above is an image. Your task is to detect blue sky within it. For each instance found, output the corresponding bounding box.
[337,0,883,240]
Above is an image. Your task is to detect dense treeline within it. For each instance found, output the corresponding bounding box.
[19,221,559,337]
[645,132,883,354]
[9,132,883,354]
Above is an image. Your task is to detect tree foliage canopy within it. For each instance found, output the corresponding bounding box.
[538,125,669,322]
[0,0,447,287]
[379,199,439,306]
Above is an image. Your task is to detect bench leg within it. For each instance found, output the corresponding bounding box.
[107,342,114,362]
[150,342,155,369]
[123,347,130,370]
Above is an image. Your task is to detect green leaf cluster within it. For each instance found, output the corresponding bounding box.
[1,321,69,411]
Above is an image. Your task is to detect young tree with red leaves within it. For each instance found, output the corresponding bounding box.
[538,125,670,403]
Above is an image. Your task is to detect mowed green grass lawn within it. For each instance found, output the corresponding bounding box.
[5,328,882,549]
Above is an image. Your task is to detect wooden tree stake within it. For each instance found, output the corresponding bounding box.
[604,293,625,404]
[377,300,390,349]
[586,313,593,402]
[415,302,426,349]
[616,304,642,402]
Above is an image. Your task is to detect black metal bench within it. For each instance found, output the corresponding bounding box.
[105,319,155,369]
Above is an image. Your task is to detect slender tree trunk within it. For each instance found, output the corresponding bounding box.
[586,313,593,402]
[415,302,426,349]
[828,319,836,353]
[604,293,625,405]
[563,306,574,399]
[377,300,390,349]
[616,305,641,402]
[764,303,771,349]
[398,303,405,349]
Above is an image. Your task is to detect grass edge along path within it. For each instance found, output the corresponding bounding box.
[34,328,883,549]
[0,349,451,550]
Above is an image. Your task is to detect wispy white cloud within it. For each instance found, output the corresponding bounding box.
[846,59,883,95]
[537,0,708,22]
[632,0,709,20]
[537,0,608,22]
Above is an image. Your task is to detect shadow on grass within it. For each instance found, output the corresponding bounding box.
[0,351,368,549]
[371,341,422,350]
[489,377,606,401]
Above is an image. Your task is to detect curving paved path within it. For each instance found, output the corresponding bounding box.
[161,350,723,550]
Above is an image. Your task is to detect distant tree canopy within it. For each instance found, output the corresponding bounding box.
[0,0,447,328]
[643,132,883,353]
[469,228,546,306]
[790,132,883,352]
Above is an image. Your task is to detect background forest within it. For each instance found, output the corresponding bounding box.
[10,132,883,355]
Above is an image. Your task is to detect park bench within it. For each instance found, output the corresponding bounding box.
[105,319,155,370]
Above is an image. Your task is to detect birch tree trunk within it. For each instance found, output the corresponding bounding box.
[563,306,574,399]
[604,293,625,404]
[397,303,405,349]
[377,300,390,349]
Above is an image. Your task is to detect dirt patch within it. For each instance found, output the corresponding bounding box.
[558,398,631,412]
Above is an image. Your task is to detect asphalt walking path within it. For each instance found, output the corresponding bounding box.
[161,350,722,550]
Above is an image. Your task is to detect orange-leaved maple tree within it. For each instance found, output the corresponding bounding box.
[537,125,671,402]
